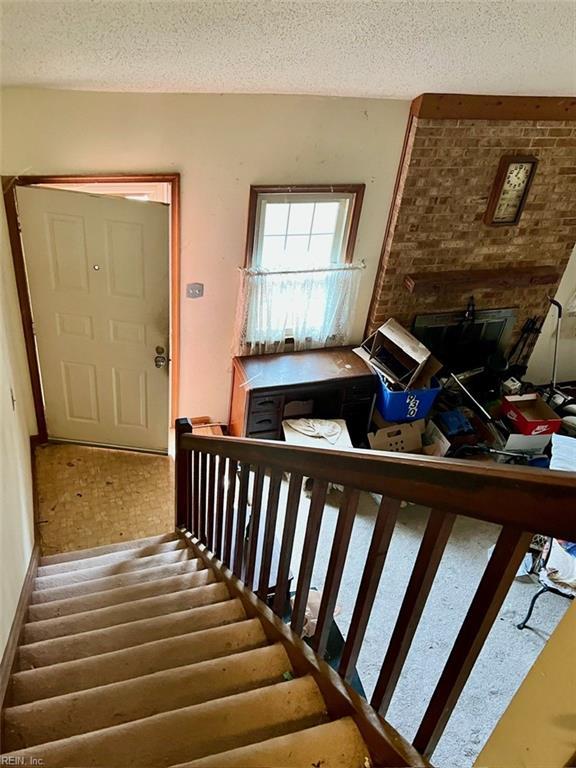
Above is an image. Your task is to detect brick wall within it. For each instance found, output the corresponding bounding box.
[367,117,576,355]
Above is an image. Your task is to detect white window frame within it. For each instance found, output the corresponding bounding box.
[252,191,354,270]
[246,185,364,271]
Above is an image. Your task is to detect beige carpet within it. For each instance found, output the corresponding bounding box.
[34,443,173,556]
[274,480,568,768]
[32,448,569,767]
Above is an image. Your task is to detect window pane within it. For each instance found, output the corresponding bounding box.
[254,192,354,270]
[263,202,289,235]
[287,203,314,235]
[312,201,340,234]
[285,235,310,267]
[308,234,334,266]
[261,235,286,267]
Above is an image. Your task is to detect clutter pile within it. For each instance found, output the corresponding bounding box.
[354,316,576,470]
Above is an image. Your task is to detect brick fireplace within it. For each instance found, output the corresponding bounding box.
[366,94,576,358]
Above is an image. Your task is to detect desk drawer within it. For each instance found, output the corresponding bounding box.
[247,429,280,440]
[248,410,280,433]
[343,381,376,401]
[251,394,283,413]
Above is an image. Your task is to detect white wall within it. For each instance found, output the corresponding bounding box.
[527,245,576,384]
[0,88,409,422]
[0,187,36,656]
[475,601,576,767]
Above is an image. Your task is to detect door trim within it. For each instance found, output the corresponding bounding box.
[2,173,181,445]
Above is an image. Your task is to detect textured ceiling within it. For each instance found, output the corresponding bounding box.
[1,1,575,99]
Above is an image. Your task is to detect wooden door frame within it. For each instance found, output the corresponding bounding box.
[2,173,181,445]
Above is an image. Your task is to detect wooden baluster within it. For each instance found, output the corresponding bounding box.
[311,487,360,658]
[272,473,304,616]
[222,459,238,567]
[370,509,456,716]
[185,453,193,533]
[245,466,265,590]
[174,418,193,530]
[257,471,282,602]
[198,452,208,544]
[214,456,226,559]
[192,450,200,538]
[339,495,400,680]
[232,462,251,577]
[206,453,216,551]
[291,480,329,635]
[413,526,533,756]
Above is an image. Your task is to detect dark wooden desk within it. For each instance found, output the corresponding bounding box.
[229,347,377,446]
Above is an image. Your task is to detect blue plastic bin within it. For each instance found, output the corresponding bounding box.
[375,371,441,423]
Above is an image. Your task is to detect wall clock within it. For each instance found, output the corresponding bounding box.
[484,155,538,226]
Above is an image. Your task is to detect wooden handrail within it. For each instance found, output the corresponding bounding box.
[179,432,576,540]
[174,419,576,760]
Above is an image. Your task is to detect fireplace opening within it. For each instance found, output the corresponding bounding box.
[412,307,517,374]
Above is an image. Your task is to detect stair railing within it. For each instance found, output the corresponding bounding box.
[174,417,576,757]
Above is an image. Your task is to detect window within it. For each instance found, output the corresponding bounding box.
[247,185,364,270]
[237,185,365,355]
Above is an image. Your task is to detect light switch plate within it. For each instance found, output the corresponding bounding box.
[186,283,204,299]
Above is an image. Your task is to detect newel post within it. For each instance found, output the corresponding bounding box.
[175,418,193,531]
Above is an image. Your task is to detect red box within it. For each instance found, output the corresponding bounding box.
[502,394,562,436]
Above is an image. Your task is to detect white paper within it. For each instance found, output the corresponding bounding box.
[550,433,576,472]
[505,433,551,454]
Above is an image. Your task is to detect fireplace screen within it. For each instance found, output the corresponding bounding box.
[412,308,517,373]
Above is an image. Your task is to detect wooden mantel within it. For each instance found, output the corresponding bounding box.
[404,265,560,295]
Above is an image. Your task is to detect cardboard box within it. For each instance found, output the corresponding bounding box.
[504,433,551,454]
[503,377,522,395]
[362,318,442,390]
[422,421,451,457]
[368,419,425,454]
[502,394,562,436]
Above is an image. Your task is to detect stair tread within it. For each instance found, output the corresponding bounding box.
[37,539,186,576]
[39,533,179,565]
[10,618,269,704]
[8,533,376,767]
[27,569,218,622]
[30,558,206,603]
[18,598,247,670]
[24,581,230,643]
[3,677,327,767]
[34,548,195,589]
[175,717,370,768]
[4,644,292,749]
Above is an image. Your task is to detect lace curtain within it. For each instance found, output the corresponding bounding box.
[235,265,363,356]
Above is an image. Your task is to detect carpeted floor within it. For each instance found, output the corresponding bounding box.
[34,444,569,767]
[274,481,569,768]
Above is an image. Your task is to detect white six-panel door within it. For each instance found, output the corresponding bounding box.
[16,186,170,451]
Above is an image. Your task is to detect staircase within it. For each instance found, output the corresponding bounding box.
[4,423,572,766]
[2,532,374,767]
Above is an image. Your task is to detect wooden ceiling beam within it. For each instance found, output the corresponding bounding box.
[412,93,576,121]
